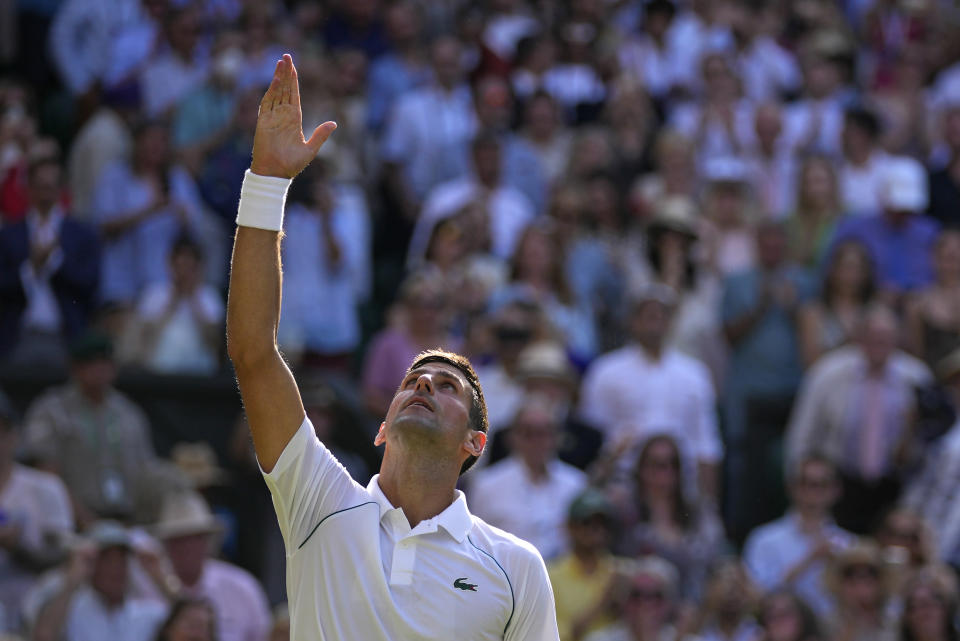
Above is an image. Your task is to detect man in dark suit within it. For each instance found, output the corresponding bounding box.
[0,156,100,368]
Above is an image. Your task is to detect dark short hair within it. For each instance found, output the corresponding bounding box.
[845,106,882,140]
[405,349,488,474]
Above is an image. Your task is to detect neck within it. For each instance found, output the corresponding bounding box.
[523,458,549,482]
[638,342,663,360]
[848,147,872,166]
[716,613,742,635]
[80,386,107,406]
[378,449,460,528]
[33,203,56,218]
[795,508,826,531]
[96,588,124,611]
[573,546,601,570]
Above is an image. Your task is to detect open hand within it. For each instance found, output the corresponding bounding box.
[250,54,337,179]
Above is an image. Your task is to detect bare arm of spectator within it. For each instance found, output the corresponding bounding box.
[226,55,336,472]
[33,544,95,641]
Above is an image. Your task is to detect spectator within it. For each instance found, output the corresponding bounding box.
[268,604,289,641]
[692,560,761,641]
[468,395,587,561]
[548,489,627,641]
[321,0,388,59]
[582,556,692,641]
[905,230,960,367]
[300,377,374,483]
[754,590,823,641]
[0,155,100,369]
[139,5,211,118]
[786,305,931,532]
[629,130,698,220]
[521,91,573,187]
[700,157,756,278]
[868,47,929,157]
[785,155,843,269]
[725,0,802,103]
[32,521,168,641]
[409,134,536,265]
[0,390,73,631]
[611,435,725,602]
[512,340,604,470]
[580,285,722,499]
[782,45,849,156]
[722,222,810,537]
[381,35,477,213]
[151,491,270,641]
[542,21,606,123]
[743,455,855,619]
[839,107,890,217]
[747,102,795,221]
[152,598,217,641]
[874,508,934,571]
[361,272,460,419]
[899,566,960,641]
[902,346,960,566]
[617,0,688,102]
[23,332,156,525]
[129,234,224,375]
[824,542,896,641]
[927,103,960,227]
[494,222,597,360]
[671,53,753,173]
[798,241,877,368]
[92,119,223,306]
[631,196,726,389]
[277,161,371,371]
[830,156,939,297]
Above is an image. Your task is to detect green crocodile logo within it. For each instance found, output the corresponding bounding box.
[454,577,478,592]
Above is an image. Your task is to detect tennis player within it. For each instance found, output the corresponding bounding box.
[226,54,560,640]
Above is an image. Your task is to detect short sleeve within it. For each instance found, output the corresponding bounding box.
[504,545,561,641]
[261,417,367,553]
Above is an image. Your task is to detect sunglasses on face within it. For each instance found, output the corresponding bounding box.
[628,588,666,603]
[841,564,880,581]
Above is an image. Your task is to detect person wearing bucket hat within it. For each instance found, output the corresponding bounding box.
[824,541,896,641]
[21,330,156,526]
[152,491,270,641]
[32,520,167,641]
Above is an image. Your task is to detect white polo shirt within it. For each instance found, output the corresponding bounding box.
[262,418,560,640]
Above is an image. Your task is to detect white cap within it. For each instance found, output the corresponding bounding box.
[882,156,928,213]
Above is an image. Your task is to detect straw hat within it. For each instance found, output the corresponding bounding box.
[151,491,223,541]
[648,196,699,239]
[516,342,577,385]
[170,442,230,489]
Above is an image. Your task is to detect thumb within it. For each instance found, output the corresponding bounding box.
[306,121,338,154]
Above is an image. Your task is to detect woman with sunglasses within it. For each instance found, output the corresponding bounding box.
[583,556,697,641]
[899,566,960,641]
[754,590,822,641]
[825,542,896,641]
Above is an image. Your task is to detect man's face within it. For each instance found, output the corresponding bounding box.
[378,362,477,466]
[29,163,61,213]
[509,407,558,471]
[91,546,129,604]
[861,314,897,370]
[629,300,670,349]
[790,460,838,513]
[756,226,787,269]
[72,358,116,397]
[164,533,210,585]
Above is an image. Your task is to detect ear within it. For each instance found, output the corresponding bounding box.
[374,422,386,446]
[463,430,486,458]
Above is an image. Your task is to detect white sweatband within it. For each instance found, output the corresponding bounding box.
[236,170,293,231]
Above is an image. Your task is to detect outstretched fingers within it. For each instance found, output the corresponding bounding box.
[261,58,285,112]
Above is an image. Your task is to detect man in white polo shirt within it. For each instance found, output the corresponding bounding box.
[226,54,559,641]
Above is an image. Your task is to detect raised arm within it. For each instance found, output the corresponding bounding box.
[226,55,336,472]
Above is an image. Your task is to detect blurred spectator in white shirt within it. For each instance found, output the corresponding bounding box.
[783,46,850,156]
[839,106,890,216]
[746,102,796,221]
[139,5,211,118]
[130,235,224,376]
[381,36,477,213]
[0,391,73,632]
[724,1,801,103]
[278,161,371,371]
[618,0,691,102]
[468,395,586,561]
[92,120,224,306]
[580,285,722,500]
[31,521,168,641]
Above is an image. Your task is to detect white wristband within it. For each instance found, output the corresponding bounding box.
[236,170,293,231]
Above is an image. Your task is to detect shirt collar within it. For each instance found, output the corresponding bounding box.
[27,205,65,237]
[366,474,474,543]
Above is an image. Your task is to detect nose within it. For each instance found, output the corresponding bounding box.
[414,374,434,395]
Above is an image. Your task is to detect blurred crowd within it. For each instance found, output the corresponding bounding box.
[8,0,960,639]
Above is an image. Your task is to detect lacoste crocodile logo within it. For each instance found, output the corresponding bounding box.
[453,577,478,591]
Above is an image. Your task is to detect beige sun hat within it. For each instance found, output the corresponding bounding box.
[151,491,223,541]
